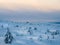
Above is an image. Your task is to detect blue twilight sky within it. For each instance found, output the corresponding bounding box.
[0,0,60,22]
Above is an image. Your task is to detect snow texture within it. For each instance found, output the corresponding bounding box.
[0,21,60,45]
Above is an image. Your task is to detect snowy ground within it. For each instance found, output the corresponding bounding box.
[0,21,60,45]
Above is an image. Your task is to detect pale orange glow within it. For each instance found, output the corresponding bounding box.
[0,0,60,11]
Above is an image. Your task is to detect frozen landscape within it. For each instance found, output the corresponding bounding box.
[0,21,60,45]
[0,0,60,45]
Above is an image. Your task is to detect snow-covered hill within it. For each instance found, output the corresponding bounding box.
[0,21,60,45]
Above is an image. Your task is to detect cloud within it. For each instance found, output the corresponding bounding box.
[0,0,60,11]
[0,0,60,22]
[0,9,60,22]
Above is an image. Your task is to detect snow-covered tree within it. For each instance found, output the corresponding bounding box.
[4,28,14,44]
[51,30,59,39]
[1,24,3,28]
[47,36,49,40]
[28,27,33,35]
[38,35,42,41]
[15,25,19,27]
[47,29,50,33]
[34,27,37,30]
